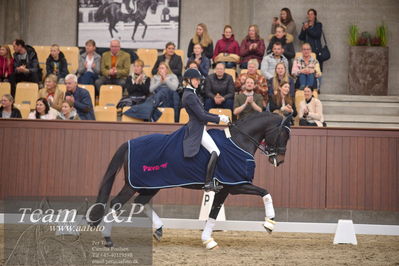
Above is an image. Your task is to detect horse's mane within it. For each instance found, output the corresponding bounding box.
[234,111,282,128]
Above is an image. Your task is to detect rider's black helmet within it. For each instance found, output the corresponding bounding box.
[183,68,203,80]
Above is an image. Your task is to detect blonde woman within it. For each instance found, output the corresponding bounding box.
[187,23,214,59]
[269,62,295,97]
[150,62,179,108]
[239,24,265,69]
[38,74,65,111]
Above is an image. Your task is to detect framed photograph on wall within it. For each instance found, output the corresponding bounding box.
[77,0,180,49]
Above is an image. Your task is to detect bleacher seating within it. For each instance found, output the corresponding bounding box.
[156,107,175,123]
[136,48,158,69]
[78,84,96,106]
[61,46,79,74]
[179,108,189,124]
[225,68,236,82]
[94,106,117,122]
[15,82,39,109]
[0,82,11,96]
[14,104,30,118]
[99,85,122,107]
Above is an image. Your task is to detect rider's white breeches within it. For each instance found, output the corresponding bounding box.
[201,127,220,156]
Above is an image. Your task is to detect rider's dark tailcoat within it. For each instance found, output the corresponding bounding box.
[181,86,220,158]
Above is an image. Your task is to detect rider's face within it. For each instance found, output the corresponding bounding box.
[191,78,200,88]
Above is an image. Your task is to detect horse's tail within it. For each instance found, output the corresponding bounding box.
[89,142,128,225]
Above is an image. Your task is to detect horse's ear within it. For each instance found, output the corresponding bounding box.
[280,113,293,128]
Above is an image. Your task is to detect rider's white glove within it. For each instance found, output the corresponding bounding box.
[218,115,230,124]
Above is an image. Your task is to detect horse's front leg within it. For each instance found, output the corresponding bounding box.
[228,184,276,233]
[202,188,229,250]
[141,20,148,39]
[131,21,138,41]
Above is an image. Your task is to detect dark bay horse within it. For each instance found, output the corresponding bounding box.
[90,112,291,248]
[95,0,158,40]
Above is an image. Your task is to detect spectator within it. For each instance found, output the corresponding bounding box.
[298,86,325,127]
[187,43,210,77]
[269,81,297,119]
[292,43,321,90]
[239,24,265,69]
[0,94,21,118]
[12,39,40,85]
[235,59,268,106]
[271,8,297,37]
[149,62,179,109]
[0,45,14,83]
[124,59,150,98]
[38,74,65,112]
[233,77,263,120]
[261,42,288,80]
[95,39,131,95]
[213,25,240,69]
[56,100,80,120]
[298,8,324,70]
[268,62,295,97]
[204,63,234,111]
[65,74,95,120]
[266,26,295,64]
[77,39,101,85]
[187,23,214,60]
[28,98,56,120]
[46,44,69,84]
[152,42,183,81]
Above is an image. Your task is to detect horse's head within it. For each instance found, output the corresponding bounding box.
[264,115,291,167]
[150,0,158,14]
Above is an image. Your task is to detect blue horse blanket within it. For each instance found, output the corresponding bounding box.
[127,126,255,189]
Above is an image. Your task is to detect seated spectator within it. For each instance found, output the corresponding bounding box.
[65,74,95,120]
[271,8,297,37]
[298,8,324,70]
[185,60,206,101]
[239,24,265,69]
[266,26,295,64]
[57,100,80,120]
[149,62,179,108]
[28,98,56,120]
[269,81,297,119]
[204,63,234,111]
[0,94,21,118]
[233,77,263,120]
[0,45,14,83]
[268,62,295,97]
[298,86,325,127]
[124,59,150,98]
[261,42,288,80]
[152,42,183,81]
[187,23,214,60]
[12,39,40,85]
[292,43,321,90]
[213,25,240,69]
[235,59,268,106]
[95,39,131,95]
[77,39,101,85]
[187,43,210,77]
[38,74,64,112]
[46,44,69,84]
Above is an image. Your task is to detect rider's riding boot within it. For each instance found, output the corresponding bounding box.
[203,151,223,193]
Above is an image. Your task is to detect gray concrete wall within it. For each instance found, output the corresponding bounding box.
[1,0,398,95]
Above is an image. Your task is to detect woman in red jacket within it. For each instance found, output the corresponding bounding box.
[0,45,14,82]
[239,25,265,69]
[213,25,240,69]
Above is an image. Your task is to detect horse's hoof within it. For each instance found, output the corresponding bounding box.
[153,226,163,241]
[263,218,276,234]
[104,237,113,247]
[203,238,218,250]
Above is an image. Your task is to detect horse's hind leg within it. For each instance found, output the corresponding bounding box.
[141,20,148,39]
[134,190,163,240]
[229,184,276,232]
[131,21,139,41]
[202,189,229,249]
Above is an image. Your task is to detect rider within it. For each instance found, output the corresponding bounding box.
[182,69,230,192]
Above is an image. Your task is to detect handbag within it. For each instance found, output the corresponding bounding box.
[318,30,331,62]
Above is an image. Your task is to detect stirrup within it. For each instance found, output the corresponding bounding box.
[203,238,218,250]
[203,179,223,193]
[263,218,276,234]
